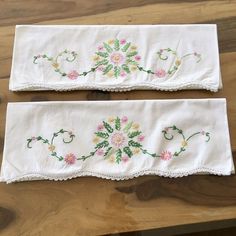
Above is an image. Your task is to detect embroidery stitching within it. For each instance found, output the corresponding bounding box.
[26,117,210,165]
[33,38,201,80]
[27,129,76,164]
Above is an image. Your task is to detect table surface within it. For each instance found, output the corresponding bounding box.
[0,1,236,235]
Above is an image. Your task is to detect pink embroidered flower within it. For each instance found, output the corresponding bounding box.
[96,65,104,72]
[37,55,41,58]
[155,69,166,78]
[96,148,104,156]
[69,131,73,135]
[98,45,104,51]
[138,135,145,142]
[134,55,141,61]
[120,71,126,77]
[159,49,163,53]
[194,52,197,56]
[31,136,36,140]
[164,127,169,132]
[122,155,129,162]
[121,116,128,123]
[64,153,76,164]
[201,131,205,135]
[67,70,79,80]
[160,151,172,161]
[110,52,125,65]
[111,132,126,148]
[97,124,104,131]
[120,39,126,45]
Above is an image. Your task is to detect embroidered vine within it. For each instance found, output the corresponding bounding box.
[26,117,210,165]
[27,129,76,164]
[33,38,201,80]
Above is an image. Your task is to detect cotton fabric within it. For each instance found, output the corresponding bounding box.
[9,25,221,92]
[0,99,233,183]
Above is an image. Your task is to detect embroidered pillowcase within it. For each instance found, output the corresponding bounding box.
[10,25,221,92]
[0,99,233,183]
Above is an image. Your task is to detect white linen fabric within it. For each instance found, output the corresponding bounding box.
[0,99,234,183]
[10,25,221,92]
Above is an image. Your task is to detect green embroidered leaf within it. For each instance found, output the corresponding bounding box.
[95,132,109,139]
[104,147,113,158]
[96,52,109,58]
[103,121,114,133]
[121,64,131,74]
[128,140,142,148]
[126,59,138,65]
[95,140,109,149]
[103,64,113,75]
[114,39,120,51]
[123,146,133,158]
[43,139,49,144]
[37,136,42,140]
[128,131,142,139]
[95,59,109,66]
[103,42,113,53]
[114,66,121,78]
[115,117,121,130]
[115,149,122,163]
[126,51,138,57]
[123,121,133,133]
[121,42,131,52]
[51,152,57,156]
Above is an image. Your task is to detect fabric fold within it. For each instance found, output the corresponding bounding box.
[0,99,233,183]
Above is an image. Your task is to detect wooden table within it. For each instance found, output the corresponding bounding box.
[0,1,236,235]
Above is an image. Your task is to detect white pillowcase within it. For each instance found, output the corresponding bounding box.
[0,99,233,183]
[10,25,221,92]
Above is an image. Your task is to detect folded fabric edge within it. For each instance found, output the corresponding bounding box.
[0,168,233,184]
[9,83,220,92]
[15,24,218,29]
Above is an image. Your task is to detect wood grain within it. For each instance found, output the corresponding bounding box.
[0,1,236,236]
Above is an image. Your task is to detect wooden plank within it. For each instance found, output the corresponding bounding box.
[0,1,236,235]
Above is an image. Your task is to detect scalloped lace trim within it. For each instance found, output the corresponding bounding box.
[1,168,231,183]
[10,82,220,92]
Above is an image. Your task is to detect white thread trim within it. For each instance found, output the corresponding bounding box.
[9,82,219,92]
[1,168,231,183]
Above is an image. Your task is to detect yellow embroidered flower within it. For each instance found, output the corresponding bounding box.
[133,148,140,154]
[93,55,100,61]
[131,66,137,71]
[93,136,100,144]
[52,62,59,68]
[108,116,115,123]
[108,39,114,44]
[175,60,181,66]
[181,140,188,147]
[107,71,114,78]
[130,45,137,50]
[109,155,115,163]
[48,145,55,152]
[132,123,140,130]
